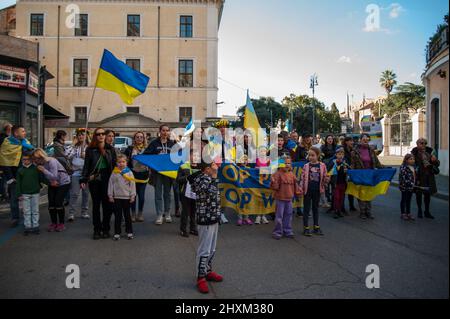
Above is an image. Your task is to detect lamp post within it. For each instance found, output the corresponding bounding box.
[310,74,319,136]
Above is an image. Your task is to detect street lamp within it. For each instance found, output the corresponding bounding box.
[310,74,319,136]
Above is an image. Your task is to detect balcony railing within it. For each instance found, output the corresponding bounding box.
[427,27,449,64]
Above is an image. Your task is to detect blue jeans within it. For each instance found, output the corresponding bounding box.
[22,193,40,229]
[68,175,89,216]
[154,173,173,217]
[132,182,147,213]
[9,182,20,220]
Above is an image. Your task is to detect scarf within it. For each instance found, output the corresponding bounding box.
[113,166,149,184]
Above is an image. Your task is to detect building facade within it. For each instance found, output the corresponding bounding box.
[0,34,56,147]
[422,22,449,176]
[9,0,224,142]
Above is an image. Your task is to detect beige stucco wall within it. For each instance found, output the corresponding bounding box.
[14,0,222,127]
[423,47,449,175]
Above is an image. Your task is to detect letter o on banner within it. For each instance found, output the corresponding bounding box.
[226,188,239,205]
[222,165,238,182]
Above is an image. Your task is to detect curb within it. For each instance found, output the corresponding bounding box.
[390,181,449,201]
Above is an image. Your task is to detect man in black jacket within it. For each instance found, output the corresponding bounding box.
[144,124,175,225]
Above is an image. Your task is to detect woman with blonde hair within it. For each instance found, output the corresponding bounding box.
[66,128,91,221]
[124,131,150,222]
[32,148,71,232]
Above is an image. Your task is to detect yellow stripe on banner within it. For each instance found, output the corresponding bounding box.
[345,181,391,202]
[96,69,143,105]
[219,184,303,215]
[160,171,178,180]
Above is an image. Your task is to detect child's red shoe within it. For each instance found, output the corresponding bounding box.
[206,272,223,282]
[197,277,209,294]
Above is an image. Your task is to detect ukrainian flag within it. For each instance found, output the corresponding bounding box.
[133,154,182,179]
[244,91,262,147]
[96,49,150,105]
[346,168,396,201]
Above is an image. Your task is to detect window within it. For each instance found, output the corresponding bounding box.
[180,15,193,38]
[390,113,412,146]
[179,107,192,123]
[126,107,140,114]
[127,15,140,37]
[126,59,141,72]
[73,59,88,87]
[75,14,88,36]
[74,107,87,123]
[30,14,44,36]
[178,60,193,87]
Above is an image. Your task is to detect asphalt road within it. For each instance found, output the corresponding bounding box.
[0,186,448,299]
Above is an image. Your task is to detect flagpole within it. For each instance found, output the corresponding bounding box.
[83,50,106,143]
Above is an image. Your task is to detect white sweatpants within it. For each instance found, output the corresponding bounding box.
[196,223,219,278]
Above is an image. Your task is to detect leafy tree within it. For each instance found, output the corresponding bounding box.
[379,82,425,116]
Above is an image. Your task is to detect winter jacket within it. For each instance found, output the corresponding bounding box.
[80,144,117,184]
[299,162,328,195]
[16,164,43,196]
[42,158,71,186]
[270,170,301,200]
[351,144,383,170]
[189,172,221,226]
[411,146,440,194]
[399,164,416,192]
[107,168,137,200]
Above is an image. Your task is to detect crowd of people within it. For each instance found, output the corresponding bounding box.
[0,121,442,293]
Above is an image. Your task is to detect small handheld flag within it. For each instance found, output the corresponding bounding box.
[183,119,196,137]
[96,49,150,105]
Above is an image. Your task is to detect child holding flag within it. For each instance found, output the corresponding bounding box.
[108,154,136,241]
[327,148,350,219]
[270,156,301,240]
[300,147,328,236]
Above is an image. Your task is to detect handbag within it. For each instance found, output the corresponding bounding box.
[88,157,102,182]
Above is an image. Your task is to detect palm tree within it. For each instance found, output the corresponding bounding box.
[379,70,398,96]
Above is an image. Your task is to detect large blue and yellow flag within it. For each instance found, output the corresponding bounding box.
[346,168,396,201]
[133,154,180,179]
[244,91,262,147]
[96,49,150,105]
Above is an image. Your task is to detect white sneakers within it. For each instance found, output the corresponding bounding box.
[255,216,269,224]
[155,216,164,225]
[155,215,172,225]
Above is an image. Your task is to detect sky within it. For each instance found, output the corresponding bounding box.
[217,0,449,115]
[1,0,448,115]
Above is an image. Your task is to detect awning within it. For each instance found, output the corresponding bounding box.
[43,103,68,119]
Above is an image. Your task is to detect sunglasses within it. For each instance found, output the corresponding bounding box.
[96,132,106,136]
